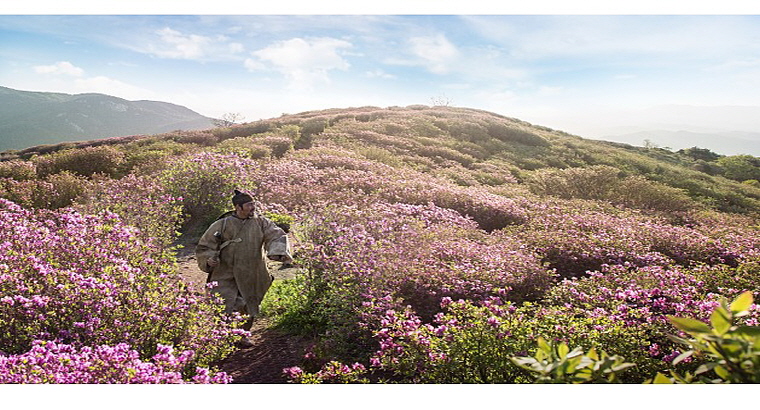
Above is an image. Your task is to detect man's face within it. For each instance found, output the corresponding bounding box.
[236,201,256,218]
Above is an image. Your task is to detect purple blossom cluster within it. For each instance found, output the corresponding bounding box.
[283,361,367,384]
[157,151,259,222]
[250,150,527,231]
[546,264,759,354]
[73,173,185,247]
[246,148,758,383]
[510,206,740,278]
[0,198,241,382]
[0,340,230,384]
[301,201,555,320]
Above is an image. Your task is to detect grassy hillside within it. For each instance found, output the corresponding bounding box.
[0,105,758,383]
[4,104,758,215]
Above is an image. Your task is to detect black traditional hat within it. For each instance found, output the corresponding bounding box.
[232,189,254,207]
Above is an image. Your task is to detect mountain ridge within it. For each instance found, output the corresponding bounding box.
[0,86,215,151]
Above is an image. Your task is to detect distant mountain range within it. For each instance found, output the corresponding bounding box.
[596,129,760,157]
[0,86,215,152]
[565,104,760,156]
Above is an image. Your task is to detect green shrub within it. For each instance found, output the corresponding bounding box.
[527,165,696,212]
[256,135,294,158]
[512,337,635,383]
[44,171,90,209]
[653,291,760,383]
[486,122,550,147]
[716,155,760,182]
[156,152,258,225]
[215,137,272,159]
[33,146,126,178]
[171,131,218,146]
[211,121,274,141]
[0,171,89,210]
[0,160,37,180]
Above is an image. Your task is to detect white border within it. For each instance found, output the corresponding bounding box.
[3,1,760,15]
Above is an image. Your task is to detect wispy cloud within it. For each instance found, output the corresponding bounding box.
[248,37,353,90]
[33,61,84,77]
[28,60,157,101]
[138,27,246,61]
[365,69,396,79]
[407,34,460,75]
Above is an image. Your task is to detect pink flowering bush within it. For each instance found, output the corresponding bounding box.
[251,150,527,231]
[510,206,739,278]
[303,201,553,318]
[32,146,126,178]
[349,295,658,383]
[0,199,242,378]
[0,160,37,180]
[544,263,760,370]
[283,361,368,384]
[0,341,230,384]
[0,171,91,210]
[157,152,258,224]
[73,173,185,247]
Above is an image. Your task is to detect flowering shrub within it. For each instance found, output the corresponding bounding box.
[0,160,37,180]
[510,206,739,278]
[120,138,198,175]
[156,152,258,224]
[544,263,760,372]
[527,165,696,213]
[33,146,126,178]
[301,201,553,320]
[283,361,368,384]
[361,296,657,383]
[0,199,242,375]
[0,341,231,384]
[215,137,272,159]
[73,173,185,247]
[0,171,90,210]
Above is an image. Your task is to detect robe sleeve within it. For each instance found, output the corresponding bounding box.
[260,217,293,264]
[196,219,224,273]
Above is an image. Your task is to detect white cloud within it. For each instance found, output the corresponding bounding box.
[408,34,459,74]
[150,27,213,59]
[250,37,353,90]
[365,69,396,79]
[72,76,159,100]
[33,61,84,77]
[228,42,245,54]
[142,27,246,60]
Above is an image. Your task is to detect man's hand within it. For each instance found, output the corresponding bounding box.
[268,255,292,263]
[207,256,220,268]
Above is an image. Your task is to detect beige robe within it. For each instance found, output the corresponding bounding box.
[196,214,292,317]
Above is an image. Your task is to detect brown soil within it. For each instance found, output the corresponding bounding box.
[174,233,309,384]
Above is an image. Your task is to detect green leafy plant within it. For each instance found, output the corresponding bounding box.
[653,291,760,383]
[511,337,635,383]
[263,211,295,233]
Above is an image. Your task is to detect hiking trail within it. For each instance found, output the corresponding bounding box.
[174,234,308,384]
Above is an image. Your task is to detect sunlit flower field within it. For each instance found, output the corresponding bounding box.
[1,106,758,383]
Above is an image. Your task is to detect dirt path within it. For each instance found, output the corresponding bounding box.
[175,237,308,384]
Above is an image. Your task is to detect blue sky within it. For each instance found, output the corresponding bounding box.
[3,2,760,148]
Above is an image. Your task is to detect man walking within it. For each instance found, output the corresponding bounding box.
[196,190,293,345]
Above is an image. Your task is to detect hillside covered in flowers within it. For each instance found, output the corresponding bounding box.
[0,105,758,383]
